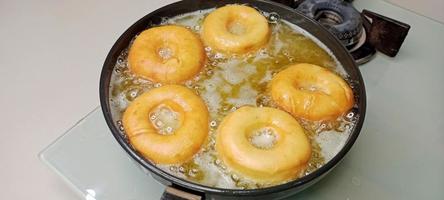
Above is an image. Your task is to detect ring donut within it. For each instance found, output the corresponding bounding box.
[216,106,311,184]
[202,5,270,54]
[122,85,209,164]
[270,63,354,121]
[128,25,205,84]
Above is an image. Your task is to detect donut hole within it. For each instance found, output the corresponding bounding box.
[149,105,180,135]
[226,20,247,35]
[157,47,174,60]
[248,127,277,150]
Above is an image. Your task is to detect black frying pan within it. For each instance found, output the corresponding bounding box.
[99,0,366,199]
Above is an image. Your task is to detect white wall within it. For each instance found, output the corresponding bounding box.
[386,0,444,23]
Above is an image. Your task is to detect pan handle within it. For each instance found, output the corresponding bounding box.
[160,186,202,200]
[361,9,410,57]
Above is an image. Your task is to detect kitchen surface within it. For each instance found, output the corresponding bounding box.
[1,0,443,199]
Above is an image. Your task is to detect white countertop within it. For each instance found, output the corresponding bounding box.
[0,0,177,199]
[1,0,443,199]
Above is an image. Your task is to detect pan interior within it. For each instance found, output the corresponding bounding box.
[107,7,359,189]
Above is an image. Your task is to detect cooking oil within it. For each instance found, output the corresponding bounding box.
[108,8,357,189]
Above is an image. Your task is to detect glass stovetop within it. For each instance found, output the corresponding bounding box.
[40,0,444,199]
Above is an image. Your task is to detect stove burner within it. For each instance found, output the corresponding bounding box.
[273,0,410,65]
[348,27,366,52]
[349,27,376,64]
[294,0,375,64]
[297,0,363,48]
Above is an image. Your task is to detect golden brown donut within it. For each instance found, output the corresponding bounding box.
[202,5,270,54]
[270,63,354,121]
[122,85,209,164]
[128,25,205,84]
[216,106,311,184]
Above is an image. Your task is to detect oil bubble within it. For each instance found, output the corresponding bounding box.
[125,88,141,101]
[210,120,217,127]
[179,166,185,173]
[170,166,178,172]
[268,12,280,23]
[231,174,239,181]
[214,159,221,166]
[117,57,124,64]
[185,80,193,88]
[214,53,224,59]
[166,126,173,133]
[150,114,157,120]
[346,112,354,119]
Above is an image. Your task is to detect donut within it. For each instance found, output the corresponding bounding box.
[128,25,205,84]
[202,5,270,54]
[122,85,209,164]
[270,63,354,121]
[216,106,311,184]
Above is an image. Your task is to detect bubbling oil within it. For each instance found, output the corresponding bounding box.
[108,8,357,189]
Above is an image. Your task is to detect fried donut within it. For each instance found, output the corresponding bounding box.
[122,85,209,164]
[216,106,311,184]
[128,25,205,84]
[202,5,270,54]
[270,63,354,121]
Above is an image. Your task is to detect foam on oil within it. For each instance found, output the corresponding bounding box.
[109,8,358,189]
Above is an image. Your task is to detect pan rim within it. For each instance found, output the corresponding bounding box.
[99,0,366,196]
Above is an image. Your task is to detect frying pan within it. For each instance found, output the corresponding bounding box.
[99,0,366,199]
